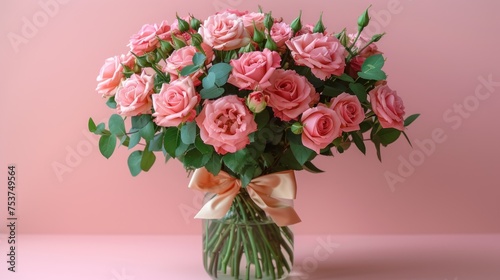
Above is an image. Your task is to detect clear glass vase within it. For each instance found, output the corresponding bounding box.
[202,188,294,280]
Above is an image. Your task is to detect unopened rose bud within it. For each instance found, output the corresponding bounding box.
[159,40,174,55]
[176,13,190,33]
[135,54,150,68]
[146,52,157,64]
[253,22,265,43]
[264,34,278,51]
[357,6,371,31]
[246,91,268,113]
[291,122,303,134]
[371,33,385,43]
[171,34,187,49]
[290,11,303,33]
[191,33,203,46]
[190,16,201,31]
[264,12,273,31]
[239,43,255,54]
[313,12,325,33]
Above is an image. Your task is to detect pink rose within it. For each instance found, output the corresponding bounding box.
[196,95,257,155]
[152,77,200,127]
[96,56,123,97]
[329,93,365,132]
[227,49,281,90]
[115,72,154,117]
[241,12,266,36]
[199,12,251,50]
[347,33,382,77]
[295,24,314,36]
[128,23,159,55]
[156,20,172,41]
[165,45,213,84]
[246,91,269,113]
[265,69,318,121]
[369,84,405,131]
[128,21,172,55]
[270,22,292,50]
[286,33,346,80]
[301,105,342,153]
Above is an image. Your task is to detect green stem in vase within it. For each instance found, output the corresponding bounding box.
[221,224,236,274]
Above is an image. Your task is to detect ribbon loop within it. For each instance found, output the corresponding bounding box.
[188,168,301,226]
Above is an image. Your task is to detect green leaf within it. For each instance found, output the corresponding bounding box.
[195,136,214,154]
[359,120,373,133]
[303,161,325,173]
[404,114,420,127]
[377,128,401,146]
[128,130,141,149]
[106,96,117,109]
[180,64,200,76]
[280,149,303,170]
[149,133,164,151]
[141,148,156,171]
[402,131,413,148]
[109,114,126,136]
[209,63,232,86]
[240,165,256,187]
[357,69,387,81]
[94,123,106,135]
[335,73,355,83]
[254,108,270,130]
[164,127,180,158]
[119,135,129,147]
[192,52,206,67]
[349,83,368,103]
[290,141,315,166]
[359,54,387,81]
[205,153,222,175]
[180,121,197,144]
[222,150,249,174]
[322,85,345,97]
[128,150,142,176]
[362,54,385,71]
[175,142,190,158]
[183,148,210,169]
[200,86,224,99]
[373,139,382,161]
[131,115,151,130]
[99,134,116,159]
[351,131,366,154]
[140,121,155,141]
[202,72,216,89]
[88,118,97,132]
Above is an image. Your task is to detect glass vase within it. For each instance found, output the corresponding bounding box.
[202,188,294,280]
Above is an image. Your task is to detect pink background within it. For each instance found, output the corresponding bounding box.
[0,0,499,235]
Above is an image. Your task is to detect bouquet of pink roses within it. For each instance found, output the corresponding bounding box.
[89,6,418,280]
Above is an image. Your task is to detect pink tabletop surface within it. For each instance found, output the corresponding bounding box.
[1,234,499,280]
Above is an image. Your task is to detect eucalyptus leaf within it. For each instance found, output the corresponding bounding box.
[180,122,197,145]
[99,134,116,159]
[128,150,142,176]
[163,127,180,158]
[141,148,156,171]
[109,114,126,136]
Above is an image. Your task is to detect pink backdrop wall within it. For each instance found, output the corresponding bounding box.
[1,0,499,235]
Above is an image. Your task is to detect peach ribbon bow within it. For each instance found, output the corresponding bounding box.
[188,168,301,227]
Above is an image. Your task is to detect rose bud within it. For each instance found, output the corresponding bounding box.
[246,91,269,113]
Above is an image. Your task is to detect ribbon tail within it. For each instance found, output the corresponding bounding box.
[247,188,301,227]
[194,192,237,220]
